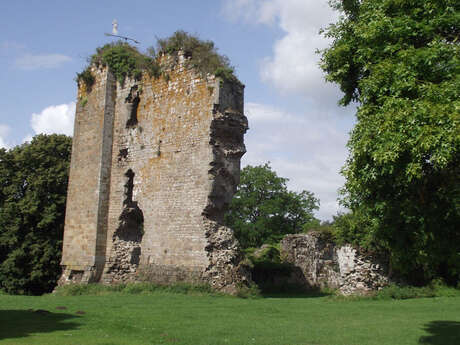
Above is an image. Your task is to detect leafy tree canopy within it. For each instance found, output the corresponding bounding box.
[225,163,320,249]
[0,134,72,295]
[321,0,460,284]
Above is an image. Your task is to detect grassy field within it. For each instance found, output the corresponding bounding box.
[1,289,460,345]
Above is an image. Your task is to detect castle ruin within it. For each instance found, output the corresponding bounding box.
[59,52,249,293]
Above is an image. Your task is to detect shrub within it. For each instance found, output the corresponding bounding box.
[78,31,240,90]
[235,283,261,299]
[76,69,95,91]
[155,30,238,83]
[89,42,161,85]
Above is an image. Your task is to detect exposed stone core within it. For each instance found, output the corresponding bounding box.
[59,53,250,292]
[281,233,390,295]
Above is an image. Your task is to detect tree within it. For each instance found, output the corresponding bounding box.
[0,134,72,294]
[225,163,319,249]
[320,0,459,284]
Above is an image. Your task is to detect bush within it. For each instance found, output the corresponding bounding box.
[341,280,460,301]
[235,283,261,299]
[303,222,336,243]
[375,284,436,300]
[155,30,238,83]
[331,211,380,249]
[89,42,161,85]
[75,69,95,91]
[78,31,240,90]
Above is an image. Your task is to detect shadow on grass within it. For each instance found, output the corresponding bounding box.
[419,321,460,345]
[261,291,331,298]
[260,287,333,299]
[0,310,80,340]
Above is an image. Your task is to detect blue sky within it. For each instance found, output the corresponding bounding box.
[0,0,356,220]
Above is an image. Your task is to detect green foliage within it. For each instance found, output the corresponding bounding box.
[320,0,460,284]
[373,281,460,300]
[78,32,240,89]
[78,96,88,107]
[235,283,261,299]
[155,30,238,82]
[247,244,283,264]
[0,135,72,295]
[89,41,161,84]
[303,219,337,242]
[330,211,377,248]
[75,68,95,91]
[54,282,217,297]
[225,163,319,249]
[214,66,238,83]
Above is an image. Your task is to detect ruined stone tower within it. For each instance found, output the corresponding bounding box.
[59,52,249,293]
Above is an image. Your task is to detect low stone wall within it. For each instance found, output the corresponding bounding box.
[280,233,390,295]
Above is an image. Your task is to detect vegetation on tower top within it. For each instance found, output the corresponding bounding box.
[76,31,239,90]
[155,30,238,83]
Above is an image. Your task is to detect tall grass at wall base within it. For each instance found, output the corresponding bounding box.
[374,283,460,300]
[53,282,220,297]
[329,282,460,301]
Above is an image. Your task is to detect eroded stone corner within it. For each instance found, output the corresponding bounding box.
[202,86,251,293]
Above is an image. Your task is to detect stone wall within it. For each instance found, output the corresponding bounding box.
[281,233,390,295]
[59,52,250,293]
[59,67,116,284]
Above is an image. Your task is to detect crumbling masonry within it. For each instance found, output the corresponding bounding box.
[59,53,250,293]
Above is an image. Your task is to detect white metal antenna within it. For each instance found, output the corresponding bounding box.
[112,19,118,35]
[105,19,140,44]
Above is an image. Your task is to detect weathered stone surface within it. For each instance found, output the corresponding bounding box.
[59,52,250,292]
[281,233,390,295]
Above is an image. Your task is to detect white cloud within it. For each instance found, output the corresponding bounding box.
[223,0,356,219]
[22,134,34,144]
[222,0,260,22]
[224,0,341,105]
[30,102,76,136]
[15,53,72,70]
[243,102,353,220]
[0,124,11,149]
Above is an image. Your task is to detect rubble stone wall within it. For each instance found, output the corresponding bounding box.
[281,233,390,295]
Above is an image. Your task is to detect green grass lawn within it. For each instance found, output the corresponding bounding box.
[1,291,459,345]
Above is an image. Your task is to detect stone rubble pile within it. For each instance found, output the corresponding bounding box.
[103,237,141,283]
